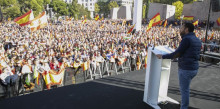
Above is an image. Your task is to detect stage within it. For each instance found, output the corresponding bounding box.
[0,62,220,109]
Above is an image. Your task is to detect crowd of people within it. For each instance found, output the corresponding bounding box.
[0,19,219,97]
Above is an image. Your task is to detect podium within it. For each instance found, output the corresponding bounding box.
[143,46,179,109]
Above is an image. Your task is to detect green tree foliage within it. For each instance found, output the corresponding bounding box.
[142,4,146,19]
[95,3,100,14]
[77,4,90,19]
[68,0,79,19]
[107,1,119,11]
[30,0,44,16]
[97,1,108,18]
[50,0,69,17]
[5,5,21,18]
[172,1,184,19]
[0,0,21,18]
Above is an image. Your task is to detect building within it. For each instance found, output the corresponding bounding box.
[147,3,176,21]
[63,0,97,18]
[78,0,98,18]
[111,0,133,7]
[182,0,220,27]
[63,0,73,4]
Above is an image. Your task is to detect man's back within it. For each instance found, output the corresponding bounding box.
[178,32,202,70]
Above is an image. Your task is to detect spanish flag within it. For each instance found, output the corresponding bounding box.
[30,11,48,32]
[178,16,194,21]
[147,13,161,31]
[209,32,214,40]
[82,61,90,71]
[164,19,167,27]
[82,18,87,24]
[14,10,34,26]
[127,24,136,34]
[122,20,126,26]
[159,20,163,26]
[144,55,147,68]
[193,19,199,26]
[95,15,99,21]
[217,17,220,26]
[100,23,105,29]
[100,16,104,21]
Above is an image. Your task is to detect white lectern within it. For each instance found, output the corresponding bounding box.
[143,46,179,109]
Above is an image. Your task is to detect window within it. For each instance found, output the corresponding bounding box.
[86,0,88,2]
[90,3,92,6]
[69,0,71,2]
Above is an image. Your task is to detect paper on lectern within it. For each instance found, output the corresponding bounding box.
[151,46,174,55]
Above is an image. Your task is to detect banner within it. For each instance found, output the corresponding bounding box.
[30,11,48,32]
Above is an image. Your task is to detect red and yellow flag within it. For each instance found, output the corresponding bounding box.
[193,19,199,26]
[217,17,220,26]
[178,16,194,21]
[164,19,167,27]
[209,32,214,40]
[95,15,99,21]
[82,19,87,24]
[100,16,104,21]
[100,23,105,29]
[147,13,161,31]
[122,20,126,26]
[30,11,48,32]
[82,61,90,71]
[159,20,163,26]
[127,24,136,34]
[14,10,34,26]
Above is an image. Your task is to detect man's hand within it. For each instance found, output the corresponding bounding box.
[156,54,162,59]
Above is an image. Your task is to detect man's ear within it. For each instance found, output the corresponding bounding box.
[185,27,189,33]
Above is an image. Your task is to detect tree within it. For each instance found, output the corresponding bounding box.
[107,1,119,11]
[5,5,21,18]
[77,4,90,19]
[172,1,184,19]
[0,0,21,18]
[50,0,69,17]
[68,0,79,18]
[30,0,44,16]
[143,0,151,19]
[97,1,108,18]
[95,3,100,14]
[142,4,146,19]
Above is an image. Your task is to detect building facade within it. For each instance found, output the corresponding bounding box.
[63,0,73,4]
[182,0,220,27]
[78,0,98,18]
[111,0,133,7]
[147,3,176,20]
[63,0,97,18]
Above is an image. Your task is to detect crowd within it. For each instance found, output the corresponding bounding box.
[0,19,220,96]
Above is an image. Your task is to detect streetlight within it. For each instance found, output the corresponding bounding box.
[201,0,212,54]
[180,15,184,27]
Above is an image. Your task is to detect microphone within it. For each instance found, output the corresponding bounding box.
[152,44,155,50]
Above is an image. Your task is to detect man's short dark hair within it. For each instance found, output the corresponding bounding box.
[184,23,194,32]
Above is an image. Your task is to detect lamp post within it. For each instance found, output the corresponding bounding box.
[203,0,212,54]
[180,15,184,27]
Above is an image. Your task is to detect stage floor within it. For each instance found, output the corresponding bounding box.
[0,62,219,109]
